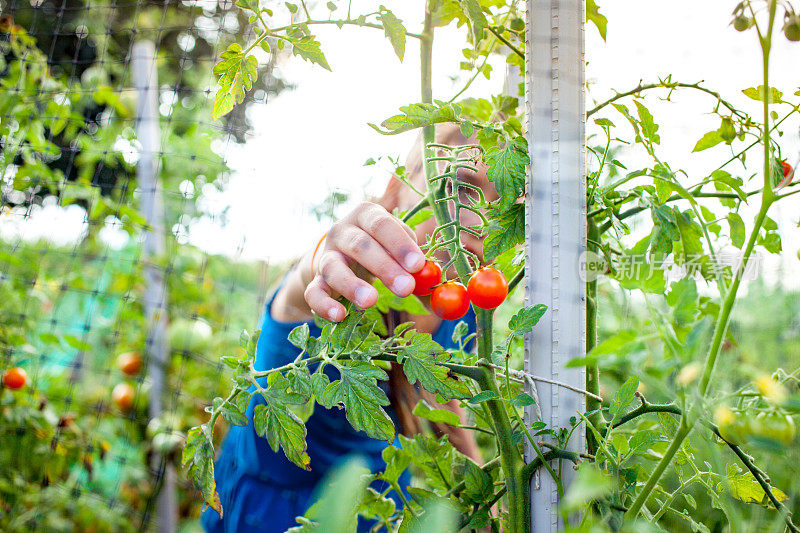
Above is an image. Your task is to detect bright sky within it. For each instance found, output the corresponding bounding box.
[5,1,799,281]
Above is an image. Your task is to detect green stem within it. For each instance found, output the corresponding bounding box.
[487,26,524,59]
[475,361,528,533]
[586,219,601,455]
[400,196,430,223]
[587,80,748,121]
[472,307,527,532]
[270,18,424,39]
[626,417,693,517]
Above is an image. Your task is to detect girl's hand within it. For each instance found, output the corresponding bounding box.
[304,201,426,322]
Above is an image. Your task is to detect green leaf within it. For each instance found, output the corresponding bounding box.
[609,376,639,422]
[634,101,660,145]
[463,460,493,502]
[39,332,59,345]
[358,487,396,522]
[288,365,314,399]
[467,390,497,404]
[398,332,469,400]
[567,329,638,367]
[728,212,745,248]
[373,279,428,315]
[666,278,699,328]
[211,50,257,120]
[674,208,704,262]
[378,8,406,61]
[413,399,461,426]
[288,33,332,71]
[253,373,311,469]
[511,393,536,407]
[485,136,528,211]
[324,362,395,442]
[718,464,786,504]
[288,323,310,350]
[483,203,524,262]
[253,402,310,469]
[742,85,782,103]
[381,445,411,484]
[692,130,723,152]
[369,102,462,135]
[627,429,667,456]
[64,335,91,352]
[508,304,548,336]
[458,0,488,43]
[184,427,221,516]
[220,403,249,427]
[586,0,607,40]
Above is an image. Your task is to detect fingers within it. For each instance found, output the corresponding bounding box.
[352,203,425,273]
[332,226,415,297]
[303,202,427,323]
[303,275,346,323]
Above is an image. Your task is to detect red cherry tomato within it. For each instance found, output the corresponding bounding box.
[3,367,27,390]
[412,260,442,296]
[430,282,470,320]
[778,160,794,187]
[782,160,793,178]
[467,267,508,309]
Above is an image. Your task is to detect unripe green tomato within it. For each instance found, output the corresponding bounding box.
[509,18,525,32]
[168,318,213,353]
[733,15,753,32]
[752,412,796,445]
[785,16,800,41]
[715,406,751,445]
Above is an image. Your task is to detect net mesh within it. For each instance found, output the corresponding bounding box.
[0,0,282,529]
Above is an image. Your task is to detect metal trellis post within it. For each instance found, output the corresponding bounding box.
[524,0,586,530]
[132,40,177,533]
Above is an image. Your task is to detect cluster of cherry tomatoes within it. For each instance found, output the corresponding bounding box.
[112,351,142,413]
[411,260,508,320]
[2,353,141,413]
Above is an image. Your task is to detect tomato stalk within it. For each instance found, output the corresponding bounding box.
[626,1,779,518]
[418,3,528,529]
[475,307,528,533]
[585,219,601,455]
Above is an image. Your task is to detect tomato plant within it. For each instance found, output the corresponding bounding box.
[180,1,800,531]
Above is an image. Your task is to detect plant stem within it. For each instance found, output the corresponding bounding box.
[587,80,748,121]
[476,358,528,533]
[487,26,524,59]
[586,219,601,455]
[400,196,429,223]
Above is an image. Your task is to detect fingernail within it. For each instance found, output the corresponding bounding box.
[354,286,373,308]
[404,252,424,271]
[391,275,414,295]
[328,307,342,322]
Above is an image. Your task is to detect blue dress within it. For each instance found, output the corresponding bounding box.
[202,287,476,533]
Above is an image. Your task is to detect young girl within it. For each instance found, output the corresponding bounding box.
[202,123,499,532]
